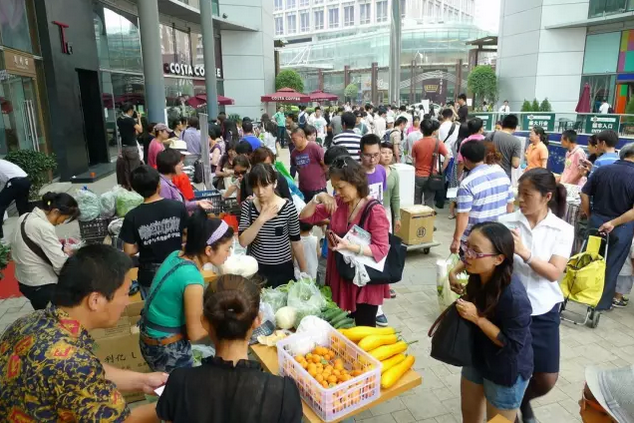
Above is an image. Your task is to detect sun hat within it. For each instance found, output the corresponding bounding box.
[585,365,634,423]
[169,139,191,155]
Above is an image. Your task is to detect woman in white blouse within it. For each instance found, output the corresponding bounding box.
[10,192,79,310]
[498,168,574,423]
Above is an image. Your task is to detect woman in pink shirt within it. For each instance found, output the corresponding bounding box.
[147,123,171,168]
[558,130,586,186]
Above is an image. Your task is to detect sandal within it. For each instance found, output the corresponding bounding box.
[448,215,456,220]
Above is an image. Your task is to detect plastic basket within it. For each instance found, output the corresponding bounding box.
[194,190,222,215]
[277,326,381,422]
[222,197,240,214]
[78,217,112,244]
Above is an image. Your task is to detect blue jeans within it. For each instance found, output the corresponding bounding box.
[462,367,530,410]
[589,213,634,310]
[139,334,194,373]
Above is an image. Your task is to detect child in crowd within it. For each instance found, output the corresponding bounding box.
[614,240,634,308]
[295,222,319,280]
[558,130,586,186]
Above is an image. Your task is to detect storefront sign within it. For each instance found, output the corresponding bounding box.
[52,21,73,55]
[164,63,222,79]
[584,114,620,134]
[473,113,494,131]
[3,50,36,77]
[522,113,555,132]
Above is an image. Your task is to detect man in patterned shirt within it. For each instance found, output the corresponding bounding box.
[0,244,167,422]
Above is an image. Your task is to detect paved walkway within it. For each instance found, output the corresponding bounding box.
[2,153,634,422]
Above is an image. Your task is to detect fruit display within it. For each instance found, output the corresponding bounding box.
[339,326,417,390]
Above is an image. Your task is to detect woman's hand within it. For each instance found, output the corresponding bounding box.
[456,299,479,324]
[316,192,337,213]
[511,229,530,261]
[394,219,401,234]
[258,202,281,223]
[599,221,615,234]
[197,200,213,210]
[331,233,360,254]
[449,270,464,295]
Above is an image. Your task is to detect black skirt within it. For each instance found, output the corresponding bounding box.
[530,303,561,374]
[258,260,296,288]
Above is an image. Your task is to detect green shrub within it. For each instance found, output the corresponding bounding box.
[539,98,552,112]
[521,100,532,112]
[5,150,57,201]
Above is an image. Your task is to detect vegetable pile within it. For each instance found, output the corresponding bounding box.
[339,326,416,389]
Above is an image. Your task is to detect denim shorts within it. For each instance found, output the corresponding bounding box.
[139,334,194,373]
[462,366,530,410]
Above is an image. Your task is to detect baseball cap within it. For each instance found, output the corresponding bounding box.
[170,139,191,155]
[585,365,634,423]
[154,123,169,132]
[387,116,395,124]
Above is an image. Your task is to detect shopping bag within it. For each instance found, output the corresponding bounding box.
[561,250,605,308]
[436,255,466,313]
[428,302,474,367]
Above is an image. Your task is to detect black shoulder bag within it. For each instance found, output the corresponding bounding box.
[425,138,445,191]
[428,301,475,367]
[335,200,407,285]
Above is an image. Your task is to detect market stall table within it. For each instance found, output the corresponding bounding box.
[250,344,422,423]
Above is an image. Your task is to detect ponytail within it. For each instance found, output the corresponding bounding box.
[519,168,567,218]
[552,183,567,219]
[533,126,549,146]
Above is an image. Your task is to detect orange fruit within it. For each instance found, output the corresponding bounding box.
[316,374,324,383]
[308,368,317,377]
[328,375,338,384]
[301,361,309,369]
[321,380,329,389]
[295,355,305,362]
[306,353,313,360]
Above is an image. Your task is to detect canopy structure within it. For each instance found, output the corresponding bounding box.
[187,94,235,108]
[261,87,310,103]
[309,90,338,101]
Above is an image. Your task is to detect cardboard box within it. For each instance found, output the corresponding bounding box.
[396,205,435,245]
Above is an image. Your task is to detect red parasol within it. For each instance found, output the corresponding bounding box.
[309,90,339,101]
[187,94,235,108]
[575,82,591,113]
[261,87,310,103]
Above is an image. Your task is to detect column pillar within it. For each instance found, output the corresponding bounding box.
[318,69,324,91]
[200,0,219,120]
[344,65,350,88]
[371,62,378,105]
[137,0,166,123]
[455,59,463,98]
[409,60,414,104]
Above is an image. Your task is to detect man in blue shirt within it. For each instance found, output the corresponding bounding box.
[240,120,262,150]
[591,130,619,172]
[582,142,634,310]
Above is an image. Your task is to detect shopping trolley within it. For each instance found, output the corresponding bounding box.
[560,229,608,329]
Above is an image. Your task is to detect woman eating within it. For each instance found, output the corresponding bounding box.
[449,222,533,423]
[156,149,211,211]
[140,210,234,372]
[379,141,401,234]
[239,163,307,287]
[498,168,573,423]
[155,274,302,422]
[11,192,79,310]
[299,156,390,326]
[216,140,238,184]
[222,155,250,199]
[525,126,549,171]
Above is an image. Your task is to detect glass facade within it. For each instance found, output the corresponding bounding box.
[588,0,631,18]
[0,0,34,53]
[582,32,620,74]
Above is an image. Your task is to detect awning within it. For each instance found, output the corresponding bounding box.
[309,90,338,101]
[187,94,235,108]
[261,87,310,103]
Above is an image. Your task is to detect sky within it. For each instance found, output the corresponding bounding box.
[474,0,501,34]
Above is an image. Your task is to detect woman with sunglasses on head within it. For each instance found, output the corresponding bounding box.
[239,163,307,287]
[497,168,572,423]
[11,192,79,310]
[299,156,391,327]
[140,209,234,372]
[449,222,532,423]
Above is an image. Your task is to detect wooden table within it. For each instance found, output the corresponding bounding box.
[250,344,422,423]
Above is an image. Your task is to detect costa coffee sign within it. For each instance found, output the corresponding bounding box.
[164,63,222,79]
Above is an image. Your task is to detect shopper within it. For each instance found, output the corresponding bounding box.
[450,141,514,254]
[457,93,469,123]
[216,140,238,183]
[599,99,611,114]
[170,116,187,139]
[404,116,423,164]
[223,119,240,143]
[438,108,459,156]
[330,106,345,136]
[582,142,634,311]
[309,106,328,143]
[360,134,387,204]
[155,274,302,422]
[182,116,202,155]
[447,123,471,219]
[484,114,522,180]
[374,107,387,139]
[450,222,532,423]
[273,106,287,147]
[209,125,224,173]
[497,169,574,423]
[147,123,172,169]
[592,130,619,171]
[121,166,188,298]
[0,159,31,239]
[290,128,327,203]
[10,192,79,310]
[412,119,449,207]
[614,239,634,308]
[499,100,511,114]
[558,130,586,186]
[0,245,167,422]
[239,164,307,287]
[240,148,292,203]
[157,149,212,212]
[525,126,549,171]
[353,110,370,136]
[390,116,407,163]
[241,121,263,150]
[380,142,401,234]
[298,105,308,129]
[140,211,233,372]
[116,103,143,189]
[222,155,250,200]
[295,222,319,280]
[299,156,390,327]
[332,112,362,161]
[262,120,280,157]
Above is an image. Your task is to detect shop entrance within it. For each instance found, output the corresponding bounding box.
[0,73,43,155]
[77,69,108,166]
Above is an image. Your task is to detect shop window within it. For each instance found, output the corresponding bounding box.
[580,75,616,112]
[175,29,191,66]
[376,1,388,23]
[0,0,33,53]
[160,25,177,64]
[583,32,621,74]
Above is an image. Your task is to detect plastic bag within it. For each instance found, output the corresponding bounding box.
[100,191,117,218]
[287,279,326,328]
[116,189,143,217]
[292,194,306,215]
[259,302,276,328]
[75,189,101,222]
[261,287,288,313]
[436,254,467,313]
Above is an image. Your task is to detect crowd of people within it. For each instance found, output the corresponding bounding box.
[0,94,633,423]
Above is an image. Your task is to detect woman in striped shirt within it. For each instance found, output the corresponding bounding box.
[239,163,307,287]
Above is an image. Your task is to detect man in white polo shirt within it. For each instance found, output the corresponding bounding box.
[0,159,30,238]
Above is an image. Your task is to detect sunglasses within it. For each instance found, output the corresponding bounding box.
[234,169,247,177]
[460,243,499,260]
